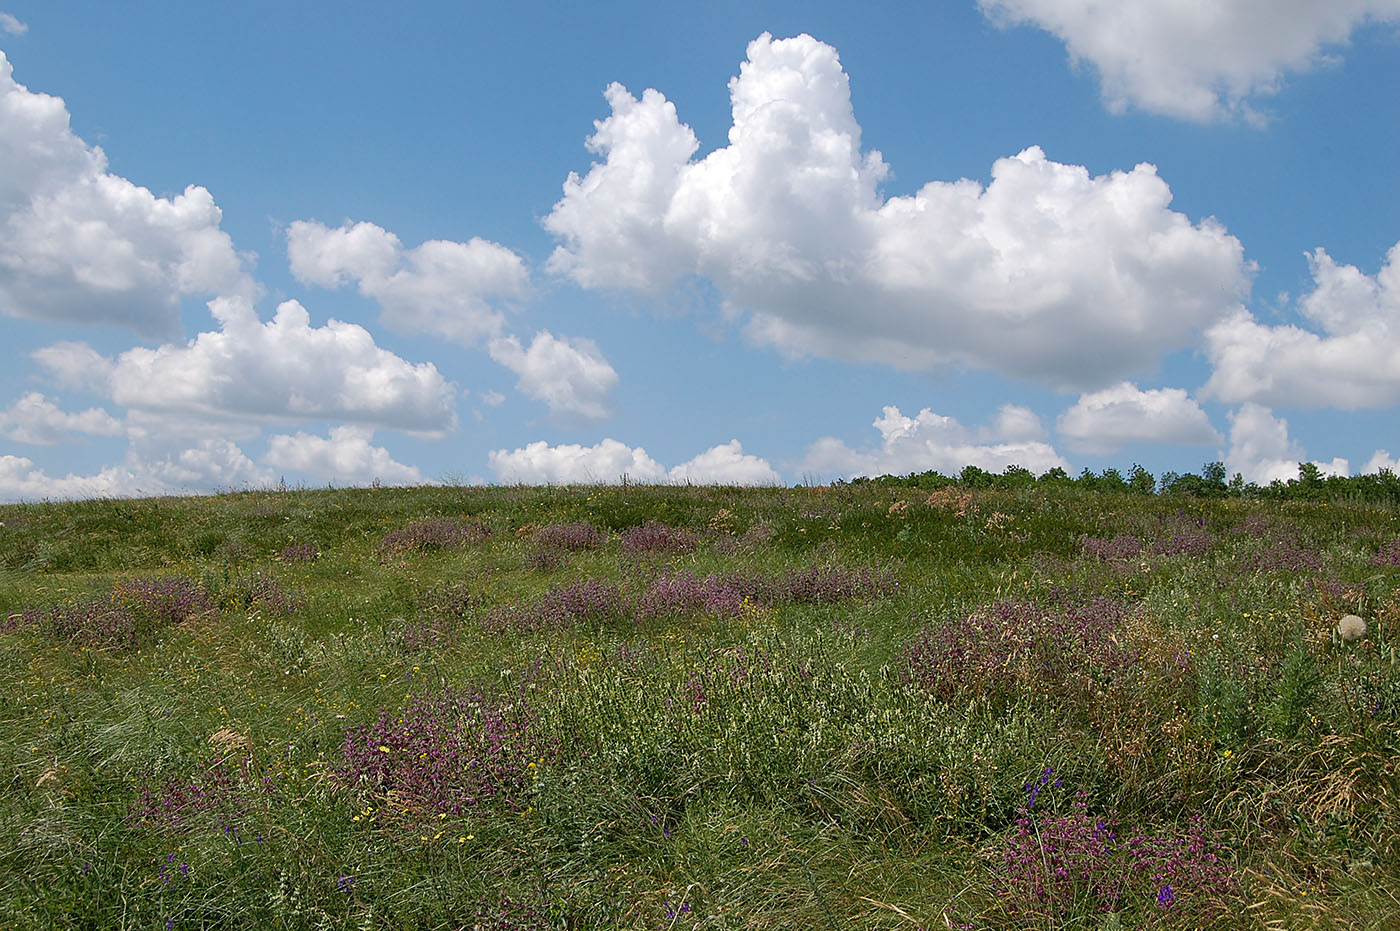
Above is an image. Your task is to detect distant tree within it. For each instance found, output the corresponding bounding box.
[1099,468,1128,492]
[960,465,993,488]
[1000,465,1036,488]
[1127,464,1156,495]
[1200,461,1228,497]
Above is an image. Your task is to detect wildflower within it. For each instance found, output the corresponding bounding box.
[1157,885,1175,908]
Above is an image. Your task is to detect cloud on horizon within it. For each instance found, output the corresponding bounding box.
[801,404,1069,480]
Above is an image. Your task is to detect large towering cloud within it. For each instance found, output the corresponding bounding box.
[545,33,1251,390]
[287,219,529,345]
[980,0,1400,122]
[0,52,251,335]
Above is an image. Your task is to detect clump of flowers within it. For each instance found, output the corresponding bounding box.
[532,521,604,551]
[636,565,897,619]
[995,773,1235,926]
[619,521,698,558]
[337,686,554,818]
[403,581,478,650]
[1229,517,1323,573]
[902,596,1137,705]
[1240,539,1324,574]
[112,577,213,626]
[779,565,897,603]
[218,572,301,617]
[471,896,553,930]
[27,597,140,649]
[20,575,214,648]
[279,542,320,563]
[377,517,492,555]
[1083,533,1142,561]
[127,753,256,830]
[1373,539,1400,568]
[481,578,625,632]
[637,571,748,619]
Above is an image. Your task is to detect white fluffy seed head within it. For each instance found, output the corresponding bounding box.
[1337,614,1367,642]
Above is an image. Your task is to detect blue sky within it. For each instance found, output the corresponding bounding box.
[1,1,1398,498]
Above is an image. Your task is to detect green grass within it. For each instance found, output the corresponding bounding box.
[1,483,1398,929]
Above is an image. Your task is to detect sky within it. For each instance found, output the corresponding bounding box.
[1,1,1398,499]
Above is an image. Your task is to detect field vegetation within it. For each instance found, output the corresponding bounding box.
[1,467,1398,929]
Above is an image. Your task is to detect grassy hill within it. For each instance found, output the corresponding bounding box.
[2,482,1397,929]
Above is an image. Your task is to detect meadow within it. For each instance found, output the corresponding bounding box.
[1,476,1397,929]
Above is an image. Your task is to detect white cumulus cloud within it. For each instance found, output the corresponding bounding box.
[1363,450,1400,474]
[286,219,529,345]
[800,404,1069,480]
[487,437,781,485]
[1057,382,1221,455]
[33,297,458,434]
[0,438,271,502]
[545,33,1250,390]
[0,455,134,501]
[1224,402,1349,485]
[264,425,424,486]
[668,440,781,485]
[487,330,618,421]
[1203,242,1400,410]
[0,51,252,336]
[488,438,668,484]
[980,0,1400,123]
[0,391,123,445]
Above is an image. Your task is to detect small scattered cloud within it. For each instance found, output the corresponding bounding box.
[1057,382,1221,455]
[0,52,254,336]
[264,425,424,486]
[545,33,1250,390]
[799,404,1069,480]
[33,297,458,435]
[286,219,529,345]
[979,0,1400,123]
[487,330,618,421]
[0,13,28,35]
[1364,450,1400,474]
[0,392,124,445]
[1203,242,1400,410]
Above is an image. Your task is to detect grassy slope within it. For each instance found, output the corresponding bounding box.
[0,483,1397,930]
